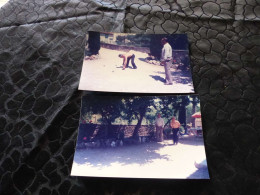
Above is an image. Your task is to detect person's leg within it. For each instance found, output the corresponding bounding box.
[160,127,164,141]
[156,126,160,142]
[131,55,137,69]
[176,128,179,144]
[124,57,130,68]
[172,129,176,144]
[173,128,178,144]
[164,61,173,84]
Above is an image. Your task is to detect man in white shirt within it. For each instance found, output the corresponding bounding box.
[160,38,173,85]
[155,113,165,142]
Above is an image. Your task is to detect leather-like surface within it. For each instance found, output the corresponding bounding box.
[0,0,260,194]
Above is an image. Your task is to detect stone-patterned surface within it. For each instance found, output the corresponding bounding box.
[0,0,260,194]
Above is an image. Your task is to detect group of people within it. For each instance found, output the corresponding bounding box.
[118,37,173,85]
[155,114,181,145]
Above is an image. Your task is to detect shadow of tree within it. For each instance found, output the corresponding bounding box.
[74,142,170,168]
[138,57,147,62]
[178,136,205,146]
[187,168,209,179]
[153,70,193,85]
[187,160,209,179]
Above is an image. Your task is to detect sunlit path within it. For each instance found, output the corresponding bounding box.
[71,136,209,179]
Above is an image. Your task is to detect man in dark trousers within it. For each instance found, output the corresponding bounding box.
[119,50,137,70]
[170,116,181,145]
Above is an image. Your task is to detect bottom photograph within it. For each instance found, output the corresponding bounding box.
[70,95,210,179]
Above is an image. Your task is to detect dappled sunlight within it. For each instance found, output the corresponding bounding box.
[73,142,168,168]
[71,139,209,179]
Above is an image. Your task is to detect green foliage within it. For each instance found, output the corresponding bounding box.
[116,34,151,47]
[116,35,125,45]
[81,95,200,138]
[81,96,124,125]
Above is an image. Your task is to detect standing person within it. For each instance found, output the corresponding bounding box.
[160,37,173,85]
[118,50,137,70]
[170,116,181,145]
[155,113,165,142]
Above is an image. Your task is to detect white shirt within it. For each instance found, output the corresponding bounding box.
[161,43,172,61]
[155,117,165,127]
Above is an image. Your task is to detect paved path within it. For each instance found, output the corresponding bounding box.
[71,136,209,179]
[78,48,194,93]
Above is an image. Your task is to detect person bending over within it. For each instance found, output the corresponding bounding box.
[118,51,137,70]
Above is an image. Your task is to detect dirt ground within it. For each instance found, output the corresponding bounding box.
[78,48,195,93]
[71,136,209,179]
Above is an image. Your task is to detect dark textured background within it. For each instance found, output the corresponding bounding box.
[0,0,260,194]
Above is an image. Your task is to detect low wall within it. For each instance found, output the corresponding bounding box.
[101,43,150,53]
[78,124,155,142]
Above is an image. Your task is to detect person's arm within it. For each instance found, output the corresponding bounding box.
[170,119,173,128]
[122,56,127,69]
[160,46,166,65]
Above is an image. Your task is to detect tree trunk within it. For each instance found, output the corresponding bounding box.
[132,108,146,138]
[178,105,186,133]
[88,31,100,55]
[191,102,196,127]
[178,107,186,127]
[149,35,163,60]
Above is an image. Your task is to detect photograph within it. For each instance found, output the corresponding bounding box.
[78,32,195,93]
[70,95,209,179]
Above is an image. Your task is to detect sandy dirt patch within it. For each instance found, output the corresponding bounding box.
[78,48,195,93]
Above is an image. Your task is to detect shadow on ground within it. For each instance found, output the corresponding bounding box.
[149,75,165,83]
[178,136,205,146]
[187,160,209,179]
[74,142,169,168]
[138,57,147,62]
[152,70,193,85]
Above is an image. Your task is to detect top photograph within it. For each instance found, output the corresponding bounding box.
[78,32,195,93]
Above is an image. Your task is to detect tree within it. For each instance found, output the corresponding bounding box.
[88,31,100,55]
[81,95,124,138]
[157,96,179,125]
[122,96,157,139]
[157,96,192,134]
[190,95,200,127]
[178,96,190,131]
[116,35,125,45]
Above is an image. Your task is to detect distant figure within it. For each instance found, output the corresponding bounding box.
[160,37,173,85]
[155,113,165,142]
[170,116,181,145]
[118,50,137,70]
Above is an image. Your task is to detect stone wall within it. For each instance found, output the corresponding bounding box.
[77,124,155,142]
